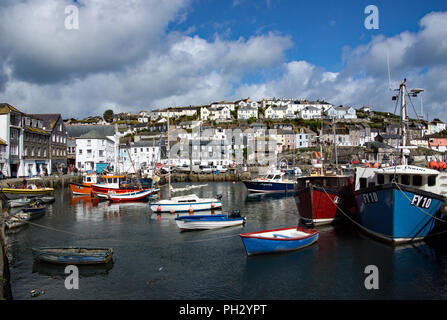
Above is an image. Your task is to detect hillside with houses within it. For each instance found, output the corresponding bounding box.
[1,97,447,178]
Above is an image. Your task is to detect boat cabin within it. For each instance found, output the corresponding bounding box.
[97,175,126,188]
[296,175,352,189]
[354,166,447,196]
[82,174,98,185]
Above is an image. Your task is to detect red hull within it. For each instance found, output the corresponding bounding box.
[294,176,356,226]
[91,185,144,195]
[295,187,341,226]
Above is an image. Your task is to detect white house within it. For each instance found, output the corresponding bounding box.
[326,106,357,120]
[76,130,116,173]
[265,105,295,119]
[119,140,161,174]
[201,106,232,122]
[299,106,322,119]
[237,106,258,120]
[427,120,446,135]
[295,128,315,149]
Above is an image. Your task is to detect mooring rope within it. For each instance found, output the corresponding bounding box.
[320,187,395,242]
[7,217,242,246]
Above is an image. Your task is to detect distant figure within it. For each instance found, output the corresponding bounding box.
[22,178,27,188]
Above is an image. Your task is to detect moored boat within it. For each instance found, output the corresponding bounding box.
[175,211,245,230]
[8,197,32,208]
[69,173,99,195]
[240,227,319,255]
[353,79,447,244]
[149,194,222,213]
[5,213,31,229]
[91,175,148,196]
[31,247,114,265]
[0,185,54,200]
[242,170,296,193]
[294,164,355,227]
[96,188,159,202]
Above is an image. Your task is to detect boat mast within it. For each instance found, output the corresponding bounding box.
[332,116,338,171]
[126,143,143,190]
[167,109,171,200]
[400,79,408,166]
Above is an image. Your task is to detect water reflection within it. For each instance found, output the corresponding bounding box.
[32,260,114,279]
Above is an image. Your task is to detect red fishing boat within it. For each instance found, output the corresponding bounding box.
[294,164,356,227]
[90,175,150,196]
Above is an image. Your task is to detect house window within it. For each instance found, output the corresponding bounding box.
[79,149,83,155]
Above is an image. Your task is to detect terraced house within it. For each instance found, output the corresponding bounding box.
[31,114,68,174]
[22,115,51,177]
[0,103,51,177]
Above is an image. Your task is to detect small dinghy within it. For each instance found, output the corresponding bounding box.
[97,188,159,202]
[149,194,222,213]
[175,210,245,231]
[31,247,114,265]
[5,213,31,229]
[37,196,56,204]
[8,197,31,208]
[240,226,319,256]
[22,200,46,220]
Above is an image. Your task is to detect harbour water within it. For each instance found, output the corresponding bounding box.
[6,182,447,300]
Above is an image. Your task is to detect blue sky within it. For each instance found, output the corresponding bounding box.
[172,0,447,71]
[1,0,447,121]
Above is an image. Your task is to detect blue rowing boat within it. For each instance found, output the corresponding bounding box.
[175,211,245,230]
[31,247,114,265]
[240,226,319,255]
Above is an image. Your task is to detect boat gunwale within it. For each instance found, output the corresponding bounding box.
[240,226,319,241]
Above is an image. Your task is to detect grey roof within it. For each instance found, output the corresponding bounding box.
[77,130,114,142]
[133,140,159,148]
[29,114,62,132]
[67,125,115,138]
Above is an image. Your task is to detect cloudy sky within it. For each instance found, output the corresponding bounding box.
[0,0,446,121]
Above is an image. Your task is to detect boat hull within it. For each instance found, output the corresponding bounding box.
[0,188,54,200]
[91,184,145,195]
[355,184,447,244]
[243,181,295,193]
[149,201,222,213]
[69,183,92,195]
[294,176,355,227]
[240,226,319,255]
[175,215,245,230]
[31,247,113,265]
[98,189,158,202]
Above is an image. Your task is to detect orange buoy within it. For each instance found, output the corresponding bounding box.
[211,202,215,208]
[439,162,447,171]
[189,206,194,214]
[429,161,438,170]
[157,205,162,212]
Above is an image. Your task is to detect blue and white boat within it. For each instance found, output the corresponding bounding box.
[242,170,296,193]
[354,79,447,245]
[31,247,114,265]
[175,211,245,230]
[240,226,319,255]
[149,194,222,213]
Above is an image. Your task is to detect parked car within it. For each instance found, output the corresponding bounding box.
[210,165,227,173]
[198,165,213,174]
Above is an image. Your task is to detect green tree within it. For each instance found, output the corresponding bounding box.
[103,109,114,123]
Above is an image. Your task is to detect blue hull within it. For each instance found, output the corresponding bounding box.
[240,228,319,255]
[243,181,295,193]
[355,185,447,244]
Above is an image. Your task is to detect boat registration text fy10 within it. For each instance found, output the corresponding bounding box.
[178,304,267,317]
